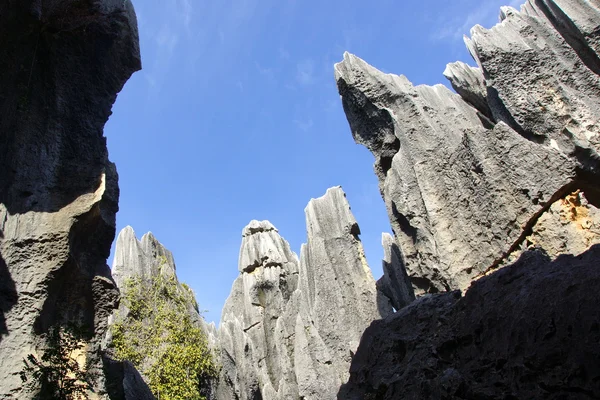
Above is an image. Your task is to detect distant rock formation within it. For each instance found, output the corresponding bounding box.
[108,227,217,399]
[335,0,600,295]
[0,1,143,398]
[216,187,388,400]
[336,1,600,398]
[111,226,217,344]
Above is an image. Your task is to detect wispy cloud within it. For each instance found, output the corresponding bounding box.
[296,59,315,85]
[293,118,314,132]
[255,61,276,82]
[431,1,519,42]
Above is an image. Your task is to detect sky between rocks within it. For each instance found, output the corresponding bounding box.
[106,0,524,324]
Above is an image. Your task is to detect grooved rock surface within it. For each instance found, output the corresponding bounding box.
[108,227,216,397]
[335,0,600,295]
[0,1,141,398]
[111,226,216,342]
[335,1,600,399]
[216,187,387,400]
[376,233,415,312]
[112,226,178,287]
[338,245,600,400]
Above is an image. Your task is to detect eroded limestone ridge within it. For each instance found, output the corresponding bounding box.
[336,1,600,398]
[335,0,600,295]
[108,227,216,399]
[0,0,142,398]
[216,187,389,400]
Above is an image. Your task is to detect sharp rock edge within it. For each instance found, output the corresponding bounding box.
[0,1,150,398]
[336,1,600,398]
[215,186,389,400]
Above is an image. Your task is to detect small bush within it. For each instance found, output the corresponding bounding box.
[111,272,217,400]
[20,324,96,400]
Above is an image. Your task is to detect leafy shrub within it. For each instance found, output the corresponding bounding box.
[20,324,96,400]
[111,271,217,400]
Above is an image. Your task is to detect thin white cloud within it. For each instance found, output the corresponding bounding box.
[156,23,179,52]
[296,59,315,85]
[431,1,514,42]
[293,118,314,132]
[255,61,275,81]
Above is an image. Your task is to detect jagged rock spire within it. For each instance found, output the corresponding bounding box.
[216,187,387,400]
[335,13,600,293]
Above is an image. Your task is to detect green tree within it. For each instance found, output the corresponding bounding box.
[111,272,217,400]
[20,324,96,400]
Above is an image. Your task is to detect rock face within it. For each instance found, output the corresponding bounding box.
[338,244,600,400]
[110,226,216,342]
[335,0,600,295]
[0,1,141,398]
[217,187,387,400]
[108,227,216,398]
[335,1,600,399]
[376,233,415,312]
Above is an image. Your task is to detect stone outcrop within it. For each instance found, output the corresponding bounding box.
[338,244,600,399]
[335,1,600,398]
[335,0,600,295]
[108,227,216,398]
[0,1,141,398]
[376,233,415,312]
[110,226,216,341]
[217,187,387,400]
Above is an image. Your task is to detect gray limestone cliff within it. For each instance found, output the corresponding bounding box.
[216,187,387,400]
[0,1,142,398]
[336,0,600,398]
[335,0,600,295]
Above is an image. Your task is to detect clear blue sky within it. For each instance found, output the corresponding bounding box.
[106,0,522,323]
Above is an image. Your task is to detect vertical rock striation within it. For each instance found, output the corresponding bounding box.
[0,1,141,398]
[217,187,387,400]
[335,0,600,295]
[336,1,600,398]
[108,227,216,399]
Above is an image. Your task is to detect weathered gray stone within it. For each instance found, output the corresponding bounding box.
[335,2,600,399]
[0,1,141,398]
[216,187,386,400]
[335,0,600,294]
[338,244,600,400]
[112,226,178,288]
[465,1,600,159]
[443,61,494,123]
[108,227,215,396]
[376,233,415,312]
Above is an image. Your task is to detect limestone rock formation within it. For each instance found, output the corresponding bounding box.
[335,1,600,398]
[335,0,600,295]
[217,187,387,400]
[110,226,210,331]
[376,233,415,312]
[0,1,142,398]
[108,227,216,398]
[338,244,600,399]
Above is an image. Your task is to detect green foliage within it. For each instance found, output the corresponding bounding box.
[111,271,217,400]
[20,324,96,400]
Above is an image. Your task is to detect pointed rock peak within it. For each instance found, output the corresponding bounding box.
[305,186,360,239]
[140,231,157,243]
[334,52,385,82]
[238,220,298,273]
[112,226,176,287]
[242,220,278,237]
